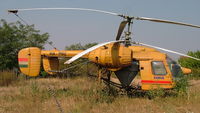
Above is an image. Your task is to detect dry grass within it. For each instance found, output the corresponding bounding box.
[0,76,200,113]
[0,70,18,86]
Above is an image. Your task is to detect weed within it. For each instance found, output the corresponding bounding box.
[30,81,40,97]
[174,76,189,96]
[146,88,165,99]
[190,68,200,79]
[94,86,118,103]
[0,77,200,113]
[0,70,18,86]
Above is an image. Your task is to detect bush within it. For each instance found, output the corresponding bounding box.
[173,76,189,96]
[146,88,165,99]
[178,50,200,79]
[190,68,200,79]
[178,51,200,68]
[94,86,118,103]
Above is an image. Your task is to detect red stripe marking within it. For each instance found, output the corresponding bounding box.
[141,80,172,84]
[18,58,28,62]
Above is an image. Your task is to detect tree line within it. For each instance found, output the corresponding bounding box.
[0,19,49,70]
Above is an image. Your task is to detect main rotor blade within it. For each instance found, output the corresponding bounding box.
[8,8,200,28]
[134,42,200,61]
[8,8,120,17]
[64,40,124,64]
[116,21,128,40]
[136,17,200,28]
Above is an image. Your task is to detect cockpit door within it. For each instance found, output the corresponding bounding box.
[140,60,174,90]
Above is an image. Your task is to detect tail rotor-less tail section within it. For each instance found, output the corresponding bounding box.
[18,47,62,76]
[18,47,41,76]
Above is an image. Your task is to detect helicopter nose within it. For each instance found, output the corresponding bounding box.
[181,67,192,74]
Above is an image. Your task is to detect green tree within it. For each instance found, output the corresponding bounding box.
[178,51,200,78]
[65,42,98,50]
[0,19,49,70]
[178,51,200,68]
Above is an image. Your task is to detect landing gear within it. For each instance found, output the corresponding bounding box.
[97,66,111,84]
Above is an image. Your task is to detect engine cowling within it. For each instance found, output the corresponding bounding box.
[88,43,132,70]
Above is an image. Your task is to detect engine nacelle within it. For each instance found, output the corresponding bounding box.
[88,43,132,70]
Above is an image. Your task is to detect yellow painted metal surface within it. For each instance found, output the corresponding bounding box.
[18,47,41,76]
[41,49,86,58]
[129,46,158,52]
[129,46,174,90]
[181,67,192,74]
[130,46,162,60]
[138,52,174,90]
[43,57,59,75]
[88,43,132,70]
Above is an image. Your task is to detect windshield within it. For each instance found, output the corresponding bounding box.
[166,56,183,77]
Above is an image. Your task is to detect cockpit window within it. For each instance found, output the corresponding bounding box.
[152,61,167,75]
[166,56,183,77]
[171,64,183,77]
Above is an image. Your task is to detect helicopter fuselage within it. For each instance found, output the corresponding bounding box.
[18,43,191,90]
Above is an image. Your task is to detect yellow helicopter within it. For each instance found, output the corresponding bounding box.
[8,8,200,90]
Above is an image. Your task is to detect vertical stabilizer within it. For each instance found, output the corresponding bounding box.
[18,47,41,76]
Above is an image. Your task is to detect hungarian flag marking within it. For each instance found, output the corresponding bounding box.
[18,58,28,68]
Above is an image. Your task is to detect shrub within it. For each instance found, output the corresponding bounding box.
[173,76,189,96]
[146,88,165,99]
[178,50,200,79]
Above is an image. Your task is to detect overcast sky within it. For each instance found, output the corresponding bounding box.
[1,0,200,59]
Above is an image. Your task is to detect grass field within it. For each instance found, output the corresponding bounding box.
[0,75,200,113]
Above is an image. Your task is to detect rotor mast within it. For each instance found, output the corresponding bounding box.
[125,17,133,46]
[118,15,134,46]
